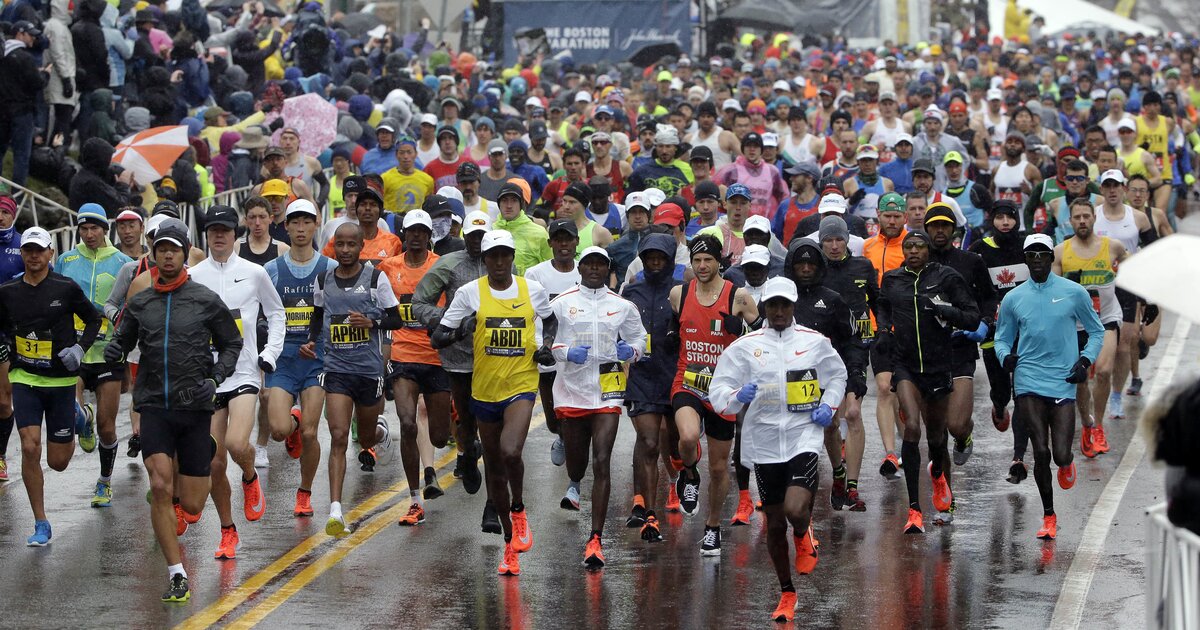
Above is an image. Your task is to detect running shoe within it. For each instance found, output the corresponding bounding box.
[358,447,377,472]
[481,502,502,535]
[829,477,848,511]
[294,488,314,517]
[640,514,663,543]
[285,410,303,459]
[511,508,533,552]
[1007,460,1028,484]
[933,501,955,526]
[1037,514,1057,540]
[76,402,96,453]
[550,435,566,467]
[929,463,953,512]
[91,480,112,508]
[1081,426,1098,458]
[1058,461,1076,490]
[462,441,483,495]
[731,491,753,525]
[678,473,701,516]
[373,420,394,466]
[175,503,188,536]
[953,432,974,465]
[161,574,190,603]
[398,503,425,526]
[879,453,901,479]
[0,456,8,481]
[214,525,239,559]
[846,488,866,512]
[26,520,51,546]
[1108,392,1124,419]
[243,474,265,521]
[326,513,348,537]
[182,507,201,525]
[665,484,682,513]
[626,500,646,527]
[583,533,605,568]
[423,472,444,500]
[126,434,141,458]
[561,485,581,511]
[498,542,520,576]
[1094,425,1110,453]
[903,508,924,534]
[1126,377,1143,397]
[453,453,464,479]
[254,444,269,468]
[772,591,797,623]
[699,525,721,556]
[794,526,818,574]
[992,406,1010,432]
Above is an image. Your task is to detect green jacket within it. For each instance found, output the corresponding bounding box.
[57,240,133,363]
[494,211,552,276]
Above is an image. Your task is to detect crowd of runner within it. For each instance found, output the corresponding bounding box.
[0,3,1191,620]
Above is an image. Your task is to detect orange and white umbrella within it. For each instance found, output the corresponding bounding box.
[112,125,190,184]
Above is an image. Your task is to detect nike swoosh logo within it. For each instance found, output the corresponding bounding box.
[794,350,807,356]
[925,285,937,289]
[607,311,619,317]
[1052,297,1065,303]
[1055,398,1067,405]
[512,302,526,309]
[234,278,247,283]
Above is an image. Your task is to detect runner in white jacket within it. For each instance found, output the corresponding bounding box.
[709,277,846,624]
[549,246,647,568]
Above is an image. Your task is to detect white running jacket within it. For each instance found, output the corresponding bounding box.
[549,284,647,411]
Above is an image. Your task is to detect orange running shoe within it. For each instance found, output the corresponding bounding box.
[904,508,925,534]
[793,527,818,574]
[174,503,188,536]
[243,474,265,522]
[640,514,663,543]
[398,502,425,526]
[511,508,533,552]
[497,542,520,576]
[730,490,753,526]
[929,463,953,512]
[285,410,303,459]
[1058,461,1076,490]
[214,525,239,559]
[665,484,682,512]
[294,488,314,517]
[879,453,902,479]
[583,533,605,568]
[771,591,797,623]
[182,507,201,524]
[1080,427,1097,458]
[669,455,684,472]
[1094,425,1110,453]
[1037,514,1057,540]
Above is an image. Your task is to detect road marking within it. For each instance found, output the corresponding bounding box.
[1049,317,1191,629]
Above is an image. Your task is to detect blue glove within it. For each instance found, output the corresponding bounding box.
[566,345,591,364]
[736,382,757,404]
[963,321,989,343]
[811,403,834,427]
[615,339,634,361]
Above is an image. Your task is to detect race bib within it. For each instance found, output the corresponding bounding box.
[599,362,626,401]
[855,312,875,340]
[211,308,244,351]
[74,314,109,338]
[329,314,370,350]
[682,364,714,396]
[397,293,422,330]
[484,317,526,357]
[786,369,821,412]
[15,331,52,363]
[283,297,314,334]
[645,333,651,356]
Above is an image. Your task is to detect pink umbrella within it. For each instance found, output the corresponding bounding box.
[272,93,339,156]
[112,125,189,184]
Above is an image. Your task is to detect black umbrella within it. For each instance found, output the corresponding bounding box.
[626,42,682,68]
[718,0,802,32]
[336,12,381,37]
[205,0,284,16]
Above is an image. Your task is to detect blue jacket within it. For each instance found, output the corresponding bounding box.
[994,273,1104,400]
[880,157,914,194]
[0,226,24,285]
[360,148,398,176]
[57,239,134,362]
[511,162,550,203]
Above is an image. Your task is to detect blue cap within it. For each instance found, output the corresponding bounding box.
[507,139,529,151]
[726,183,752,200]
[594,105,616,117]
[77,204,110,228]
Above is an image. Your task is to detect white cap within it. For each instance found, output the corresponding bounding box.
[793,76,807,88]
[624,191,648,211]
[987,88,1003,101]
[419,113,438,126]
[575,91,593,103]
[1117,118,1137,132]
[761,132,779,148]
[1023,233,1054,251]
[643,188,666,209]
[20,227,52,249]
[1100,169,1127,185]
[760,276,798,302]
[436,185,463,203]
[578,245,610,262]
[524,96,541,108]
[481,230,516,253]
[741,244,771,267]
[744,215,772,234]
[894,132,914,145]
[856,144,880,160]
[115,208,144,223]
[923,106,944,121]
[773,79,792,92]
[145,213,171,237]
[462,210,491,235]
[402,209,433,230]
[285,198,319,220]
[669,78,683,91]
[722,98,742,112]
[818,194,848,214]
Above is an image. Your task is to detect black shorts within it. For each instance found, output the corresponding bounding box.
[671,392,735,441]
[754,452,820,505]
[1115,287,1138,324]
[626,400,672,418]
[892,365,953,401]
[214,383,260,410]
[951,355,978,379]
[13,383,76,443]
[870,341,894,376]
[139,406,214,477]
[79,360,126,391]
[321,372,384,406]
[1077,322,1120,352]
[387,361,450,394]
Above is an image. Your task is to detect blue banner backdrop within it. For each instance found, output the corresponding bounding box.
[502,0,691,65]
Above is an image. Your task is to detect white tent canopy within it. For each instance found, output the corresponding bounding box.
[989,0,1160,40]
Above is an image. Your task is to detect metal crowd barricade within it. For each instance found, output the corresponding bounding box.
[1147,502,1200,630]
[0,176,78,230]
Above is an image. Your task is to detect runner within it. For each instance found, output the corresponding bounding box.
[56,206,133,507]
[322,186,402,265]
[667,234,758,555]
[262,200,335,518]
[862,193,907,479]
[106,221,243,602]
[995,234,1103,541]
[190,205,286,559]
[549,246,647,566]
[112,207,147,260]
[709,276,847,623]
[303,222,403,536]
[432,230,556,575]
[1124,174,1172,397]
[876,229,980,532]
[238,197,290,265]
[0,195,24,482]
[377,209,454,525]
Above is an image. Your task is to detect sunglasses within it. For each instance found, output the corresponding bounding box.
[595,115,613,121]
[902,241,928,250]
[1064,175,1088,183]
[1025,250,1054,260]
[591,139,611,145]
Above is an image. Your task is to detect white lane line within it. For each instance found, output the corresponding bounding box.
[1049,317,1192,629]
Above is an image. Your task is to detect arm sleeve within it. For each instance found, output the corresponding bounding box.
[207,298,245,383]
[104,262,136,321]
[372,271,400,308]
[256,267,286,363]
[709,342,749,417]
[412,257,452,327]
[942,271,981,330]
[994,294,1015,364]
[619,300,648,361]
[815,337,848,410]
[1022,181,1044,231]
[438,282,477,329]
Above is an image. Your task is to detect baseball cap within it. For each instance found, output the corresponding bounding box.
[456,161,481,182]
[878,192,906,213]
[773,80,792,92]
[376,121,396,133]
[761,132,779,148]
[487,139,508,155]
[694,181,721,201]
[462,211,491,235]
[856,145,880,161]
[924,202,957,225]
[722,98,742,112]
[356,187,384,207]
[624,191,649,213]
[77,204,110,229]
[205,205,239,229]
[741,132,763,148]
[436,125,459,140]
[12,20,41,38]
[726,183,752,200]
[1023,234,1054,252]
[879,90,898,102]
[547,218,579,238]
[285,198,319,220]
[818,194,848,215]
[115,208,145,223]
[943,151,964,165]
[262,179,289,197]
[575,91,593,103]
[21,227,52,249]
[987,88,1004,101]
[894,132,914,146]
[1117,118,1137,132]
[579,245,610,264]
[784,161,820,179]
[263,146,287,159]
[152,223,190,251]
[948,101,968,114]
[481,230,516,253]
[744,215,771,235]
[690,146,714,164]
[653,203,685,226]
[144,214,171,238]
[1101,169,1127,185]
[497,181,526,204]
[402,209,433,231]
[741,244,771,267]
[760,276,798,303]
[528,122,548,140]
[911,158,936,175]
[419,113,438,126]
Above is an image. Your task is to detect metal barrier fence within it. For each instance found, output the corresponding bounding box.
[1147,502,1200,630]
[0,176,77,230]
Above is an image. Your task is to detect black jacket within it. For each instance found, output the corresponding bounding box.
[0,44,46,116]
[69,138,131,214]
[70,0,110,92]
[232,29,280,95]
[621,233,682,404]
[785,240,867,396]
[113,278,242,412]
[967,232,1027,311]
[877,261,980,375]
[0,272,102,379]
[823,253,879,348]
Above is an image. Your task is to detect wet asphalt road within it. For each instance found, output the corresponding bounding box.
[0,316,1191,629]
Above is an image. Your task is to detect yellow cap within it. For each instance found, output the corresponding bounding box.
[930,44,943,56]
[657,70,673,82]
[262,179,289,198]
[943,151,964,165]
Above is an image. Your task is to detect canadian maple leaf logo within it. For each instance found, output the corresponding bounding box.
[997,268,1017,285]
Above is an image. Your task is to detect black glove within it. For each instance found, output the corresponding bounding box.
[268,116,285,132]
[661,330,681,354]
[258,357,275,373]
[848,188,867,207]
[873,330,894,356]
[1003,353,1018,372]
[720,311,744,336]
[61,78,73,99]
[1142,304,1160,325]
[918,294,955,319]
[1065,356,1091,384]
[103,342,124,364]
[455,315,477,341]
[848,372,868,399]
[178,378,218,406]
[261,101,274,114]
[533,345,555,367]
